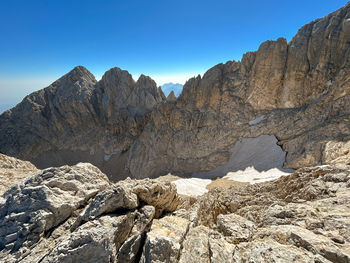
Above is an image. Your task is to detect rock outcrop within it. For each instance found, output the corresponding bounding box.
[0,67,164,181]
[1,156,350,262]
[1,3,350,182]
[0,153,39,195]
[126,2,350,178]
[166,90,177,102]
[0,163,110,254]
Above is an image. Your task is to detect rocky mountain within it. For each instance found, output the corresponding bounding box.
[0,103,15,115]
[161,82,183,97]
[0,67,164,181]
[1,3,350,182]
[166,90,177,102]
[0,155,349,262]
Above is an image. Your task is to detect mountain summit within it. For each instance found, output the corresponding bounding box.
[1,3,350,181]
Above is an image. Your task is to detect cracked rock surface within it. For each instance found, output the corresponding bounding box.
[0,155,350,262]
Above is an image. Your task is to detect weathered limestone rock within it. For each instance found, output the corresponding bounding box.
[323,140,350,165]
[0,163,109,254]
[178,225,235,263]
[265,225,350,263]
[0,153,39,195]
[129,178,180,217]
[41,213,135,263]
[178,226,210,263]
[0,66,165,181]
[216,213,256,243]
[117,206,155,263]
[208,231,236,263]
[141,216,190,263]
[0,160,184,262]
[232,238,322,262]
[246,37,288,109]
[73,178,179,230]
[72,183,139,229]
[0,158,349,262]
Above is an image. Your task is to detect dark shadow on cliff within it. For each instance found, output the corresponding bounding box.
[191,134,295,180]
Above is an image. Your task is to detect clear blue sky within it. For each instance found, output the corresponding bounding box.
[0,0,348,112]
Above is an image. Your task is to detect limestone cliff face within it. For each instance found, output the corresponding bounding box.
[126,3,350,178]
[1,3,350,180]
[238,3,350,110]
[0,66,164,180]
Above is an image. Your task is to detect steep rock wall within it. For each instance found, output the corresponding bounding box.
[1,3,350,180]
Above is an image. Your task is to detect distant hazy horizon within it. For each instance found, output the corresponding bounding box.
[0,0,348,113]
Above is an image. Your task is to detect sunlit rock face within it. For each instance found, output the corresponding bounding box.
[1,156,350,262]
[0,67,165,181]
[1,4,350,181]
[0,153,39,195]
[126,3,350,179]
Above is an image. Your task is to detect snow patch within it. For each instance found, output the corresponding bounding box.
[193,135,290,179]
[224,167,291,184]
[173,135,295,197]
[173,178,211,197]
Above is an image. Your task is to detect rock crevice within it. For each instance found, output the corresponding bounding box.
[0,154,350,262]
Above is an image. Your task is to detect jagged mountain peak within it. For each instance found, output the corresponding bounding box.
[99,67,135,85]
[1,3,350,181]
[57,65,97,84]
[166,90,177,102]
[137,74,158,88]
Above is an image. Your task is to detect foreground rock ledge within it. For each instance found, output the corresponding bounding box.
[1,160,350,262]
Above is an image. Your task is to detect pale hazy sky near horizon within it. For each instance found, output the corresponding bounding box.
[0,0,348,113]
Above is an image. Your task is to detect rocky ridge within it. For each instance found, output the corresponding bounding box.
[1,4,350,181]
[0,67,164,181]
[0,155,350,262]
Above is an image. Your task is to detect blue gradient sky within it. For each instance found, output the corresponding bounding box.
[0,0,348,112]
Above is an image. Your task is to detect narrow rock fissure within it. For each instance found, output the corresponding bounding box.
[44,212,72,238]
[177,220,191,261]
[73,208,136,232]
[135,232,146,263]
[208,239,213,263]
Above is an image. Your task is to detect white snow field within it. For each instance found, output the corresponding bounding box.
[173,178,212,197]
[173,135,294,197]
